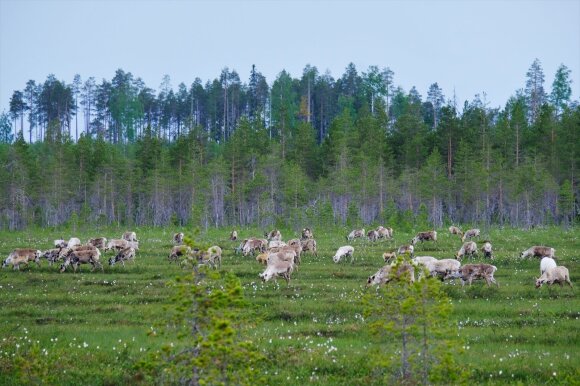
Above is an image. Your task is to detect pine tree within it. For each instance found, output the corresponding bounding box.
[558,179,575,227]
[426,83,445,129]
[138,262,265,385]
[0,112,14,143]
[419,149,447,227]
[525,58,546,124]
[363,258,466,384]
[9,90,27,138]
[550,64,572,118]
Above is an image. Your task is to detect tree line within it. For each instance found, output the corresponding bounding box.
[0,60,577,230]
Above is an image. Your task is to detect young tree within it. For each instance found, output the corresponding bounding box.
[138,253,265,385]
[363,259,466,384]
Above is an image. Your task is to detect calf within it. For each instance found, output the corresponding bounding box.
[520,246,556,259]
[256,252,269,265]
[347,229,365,241]
[333,246,355,263]
[454,264,498,287]
[3,249,42,270]
[536,266,572,288]
[461,228,480,242]
[455,241,478,260]
[411,231,437,246]
[480,241,493,259]
[109,247,136,267]
[173,232,184,245]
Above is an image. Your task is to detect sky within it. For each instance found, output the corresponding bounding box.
[1,0,579,118]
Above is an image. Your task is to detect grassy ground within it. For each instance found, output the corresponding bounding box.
[0,225,578,385]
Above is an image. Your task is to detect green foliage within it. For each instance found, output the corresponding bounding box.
[363,258,467,384]
[550,64,572,116]
[416,203,429,229]
[346,200,360,228]
[136,227,265,384]
[138,269,265,385]
[2,63,580,230]
[558,179,575,226]
[0,111,13,143]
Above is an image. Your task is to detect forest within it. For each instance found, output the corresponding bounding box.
[1,60,578,230]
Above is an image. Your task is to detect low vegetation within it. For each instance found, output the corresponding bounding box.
[0,225,578,384]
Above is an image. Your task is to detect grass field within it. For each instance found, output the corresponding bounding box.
[0,226,578,385]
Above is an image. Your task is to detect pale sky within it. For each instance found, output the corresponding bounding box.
[1,0,579,118]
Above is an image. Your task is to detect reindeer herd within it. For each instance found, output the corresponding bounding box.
[221,225,572,290]
[366,225,570,289]
[2,232,139,273]
[2,225,573,291]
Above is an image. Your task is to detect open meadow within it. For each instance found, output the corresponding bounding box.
[0,226,578,385]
